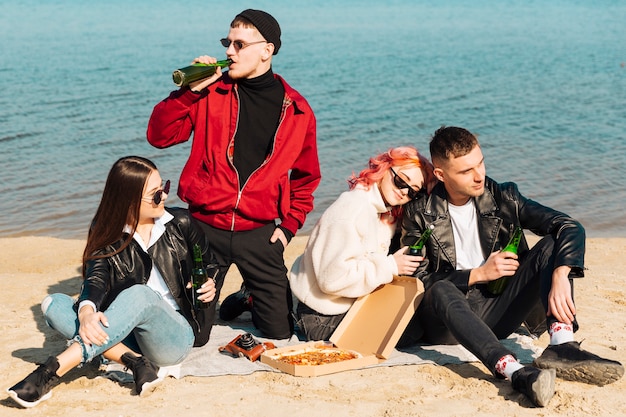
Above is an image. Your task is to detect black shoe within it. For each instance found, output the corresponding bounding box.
[533,341,624,386]
[6,357,60,408]
[511,366,556,407]
[121,353,162,397]
[219,284,252,321]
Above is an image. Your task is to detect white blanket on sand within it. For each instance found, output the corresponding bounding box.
[103,315,542,381]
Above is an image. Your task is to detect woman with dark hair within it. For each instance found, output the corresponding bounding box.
[7,156,219,408]
[289,146,436,341]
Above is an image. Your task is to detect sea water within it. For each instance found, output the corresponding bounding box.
[1,0,625,239]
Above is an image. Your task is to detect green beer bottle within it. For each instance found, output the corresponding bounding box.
[191,244,209,309]
[487,226,524,295]
[172,59,232,87]
[409,224,435,256]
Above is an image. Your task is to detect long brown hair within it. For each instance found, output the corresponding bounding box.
[82,156,157,277]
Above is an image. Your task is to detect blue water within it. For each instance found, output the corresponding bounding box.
[1,0,625,239]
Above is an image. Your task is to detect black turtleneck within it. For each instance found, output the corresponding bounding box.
[233,69,284,186]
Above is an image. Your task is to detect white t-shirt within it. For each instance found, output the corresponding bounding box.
[448,199,484,270]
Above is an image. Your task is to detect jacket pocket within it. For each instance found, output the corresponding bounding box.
[182,159,212,204]
[277,174,290,219]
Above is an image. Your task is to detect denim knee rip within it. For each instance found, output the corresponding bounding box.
[71,334,112,365]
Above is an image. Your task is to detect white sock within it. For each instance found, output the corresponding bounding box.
[548,322,575,345]
[495,354,524,380]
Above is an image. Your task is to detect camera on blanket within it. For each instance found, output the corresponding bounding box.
[219,332,275,362]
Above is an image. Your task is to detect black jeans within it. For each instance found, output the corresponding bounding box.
[295,301,346,341]
[199,222,293,339]
[414,236,578,376]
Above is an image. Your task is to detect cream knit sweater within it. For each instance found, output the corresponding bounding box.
[289,184,398,315]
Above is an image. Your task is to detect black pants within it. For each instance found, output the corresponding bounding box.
[199,222,293,339]
[414,235,578,376]
[295,301,346,341]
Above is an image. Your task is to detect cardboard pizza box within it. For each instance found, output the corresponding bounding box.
[261,275,424,376]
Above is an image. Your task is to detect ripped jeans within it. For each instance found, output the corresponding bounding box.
[42,285,194,366]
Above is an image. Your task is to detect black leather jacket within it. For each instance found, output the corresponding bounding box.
[77,207,218,347]
[401,177,586,293]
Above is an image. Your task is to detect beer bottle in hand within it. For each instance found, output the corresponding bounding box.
[487,226,523,295]
[409,224,435,255]
[192,244,209,309]
[172,59,232,87]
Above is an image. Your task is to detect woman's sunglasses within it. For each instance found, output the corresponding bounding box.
[389,168,420,200]
[142,180,170,205]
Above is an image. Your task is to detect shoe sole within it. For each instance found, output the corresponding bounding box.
[530,368,556,407]
[533,358,624,386]
[7,389,52,408]
[139,376,163,397]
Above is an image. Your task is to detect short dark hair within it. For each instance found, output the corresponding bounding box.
[430,126,479,166]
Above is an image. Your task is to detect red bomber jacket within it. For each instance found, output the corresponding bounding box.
[147,72,321,235]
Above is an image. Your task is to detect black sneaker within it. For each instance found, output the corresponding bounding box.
[219,284,252,321]
[511,366,556,407]
[6,357,60,408]
[533,341,624,386]
[121,353,162,397]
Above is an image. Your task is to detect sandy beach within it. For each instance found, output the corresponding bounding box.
[1,235,625,416]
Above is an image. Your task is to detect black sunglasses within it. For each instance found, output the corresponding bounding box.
[220,38,267,51]
[389,168,420,200]
[142,180,170,205]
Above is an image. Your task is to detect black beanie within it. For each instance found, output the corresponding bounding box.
[236,9,281,55]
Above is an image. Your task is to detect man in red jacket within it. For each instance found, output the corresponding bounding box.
[147,9,320,339]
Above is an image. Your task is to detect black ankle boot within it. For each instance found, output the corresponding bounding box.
[533,341,624,386]
[511,366,556,407]
[7,356,61,408]
[121,353,161,397]
[219,283,252,321]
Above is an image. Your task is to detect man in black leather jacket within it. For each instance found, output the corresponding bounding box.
[401,126,623,407]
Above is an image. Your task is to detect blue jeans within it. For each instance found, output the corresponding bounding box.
[43,285,194,366]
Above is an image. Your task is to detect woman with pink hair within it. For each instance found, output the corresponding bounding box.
[289,146,435,341]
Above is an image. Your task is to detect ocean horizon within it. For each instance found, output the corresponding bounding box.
[1,0,625,239]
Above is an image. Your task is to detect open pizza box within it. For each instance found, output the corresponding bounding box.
[261,275,424,376]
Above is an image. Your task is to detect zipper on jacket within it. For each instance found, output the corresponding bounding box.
[228,87,291,231]
[228,87,243,232]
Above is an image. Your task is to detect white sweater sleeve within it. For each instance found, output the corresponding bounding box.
[308,189,397,299]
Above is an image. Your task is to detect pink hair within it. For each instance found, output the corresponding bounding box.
[348,146,435,222]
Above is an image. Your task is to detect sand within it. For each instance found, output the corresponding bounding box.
[1,235,625,416]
